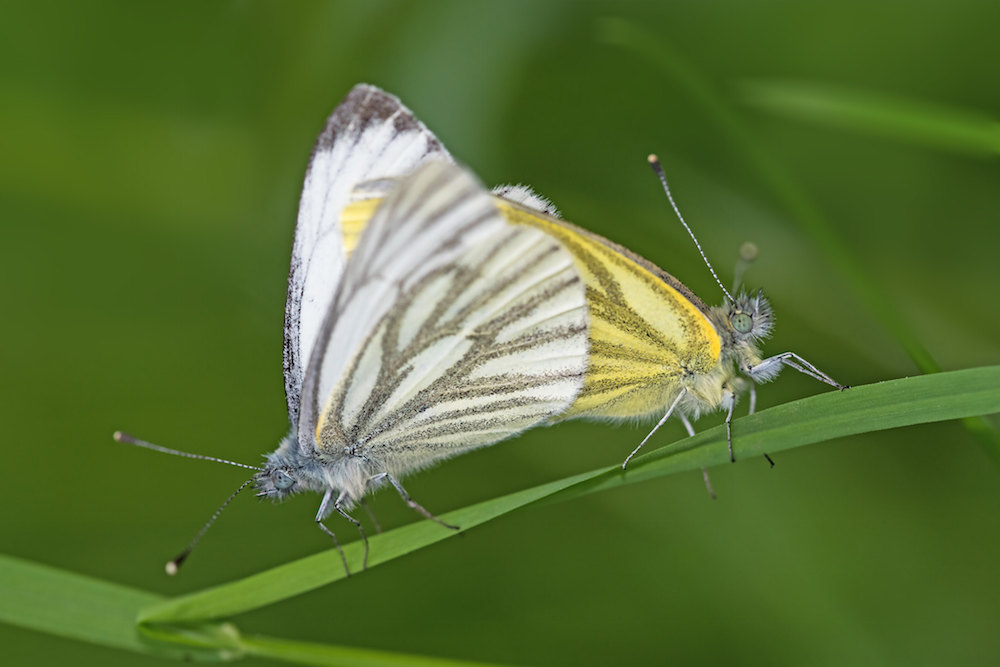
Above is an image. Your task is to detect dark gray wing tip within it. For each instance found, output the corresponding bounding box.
[311,83,445,157]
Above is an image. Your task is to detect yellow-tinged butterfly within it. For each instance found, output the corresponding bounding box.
[116,93,591,573]
[327,85,846,479]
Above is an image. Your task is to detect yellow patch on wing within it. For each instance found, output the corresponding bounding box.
[339,193,722,421]
[340,198,380,256]
[497,201,721,420]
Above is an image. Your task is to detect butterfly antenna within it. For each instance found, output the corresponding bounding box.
[113,431,262,472]
[165,477,256,575]
[113,431,264,575]
[647,154,735,304]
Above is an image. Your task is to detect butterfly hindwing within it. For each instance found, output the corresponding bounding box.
[298,161,590,480]
[496,201,723,419]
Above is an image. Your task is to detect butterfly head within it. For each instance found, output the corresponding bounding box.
[714,289,784,384]
[255,465,298,499]
[255,432,313,500]
[726,289,774,343]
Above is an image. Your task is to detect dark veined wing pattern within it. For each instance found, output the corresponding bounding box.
[298,161,590,476]
[284,84,451,426]
[496,201,723,420]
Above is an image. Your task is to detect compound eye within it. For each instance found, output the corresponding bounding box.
[731,312,753,334]
[272,469,295,490]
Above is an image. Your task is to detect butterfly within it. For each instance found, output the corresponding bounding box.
[119,83,844,574]
[329,85,846,487]
[117,88,590,574]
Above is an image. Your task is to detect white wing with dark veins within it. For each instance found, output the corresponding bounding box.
[284,84,452,425]
[298,161,590,478]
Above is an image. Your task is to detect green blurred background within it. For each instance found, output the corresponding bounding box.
[3,1,999,665]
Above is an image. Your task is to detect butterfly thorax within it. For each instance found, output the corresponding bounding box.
[256,429,374,507]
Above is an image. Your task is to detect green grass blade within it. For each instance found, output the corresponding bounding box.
[141,366,1000,624]
[0,555,513,665]
[239,634,512,667]
[138,469,600,625]
[139,624,511,667]
[0,554,232,661]
[3,368,997,661]
[740,80,1000,156]
[549,366,1000,502]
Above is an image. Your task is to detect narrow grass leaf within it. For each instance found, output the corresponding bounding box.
[740,80,1000,156]
[239,633,515,667]
[138,469,599,625]
[548,366,1000,502]
[0,554,229,660]
[0,554,514,665]
[141,366,1000,624]
[4,369,996,660]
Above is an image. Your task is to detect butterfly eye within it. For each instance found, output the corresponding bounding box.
[272,469,295,490]
[731,311,753,334]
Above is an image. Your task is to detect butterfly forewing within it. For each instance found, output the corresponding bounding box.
[284,84,451,426]
[300,161,589,475]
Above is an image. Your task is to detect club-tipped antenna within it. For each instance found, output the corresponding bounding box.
[113,431,262,472]
[165,477,256,575]
[113,431,264,575]
[647,154,735,304]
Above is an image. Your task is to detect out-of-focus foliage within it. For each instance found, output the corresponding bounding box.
[2,2,998,665]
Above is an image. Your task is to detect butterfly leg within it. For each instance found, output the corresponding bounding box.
[333,491,370,570]
[623,388,688,469]
[748,351,848,467]
[746,384,775,467]
[748,352,848,389]
[315,488,351,576]
[680,415,716,500]
[370,473,460,531]
[723,387,737,463]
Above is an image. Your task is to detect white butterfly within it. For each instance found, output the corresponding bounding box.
[269,147,590,567]
[118,85,590,574]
